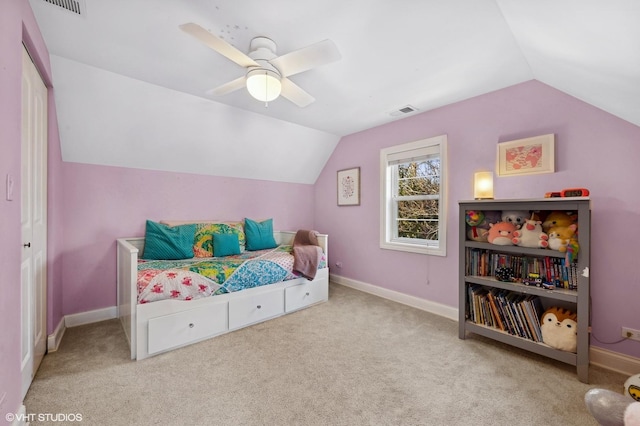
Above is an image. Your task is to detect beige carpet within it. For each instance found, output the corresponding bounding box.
[25,283,625,425]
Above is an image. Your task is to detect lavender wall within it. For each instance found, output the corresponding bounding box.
[315,80,640,359]
[0,0,63,422]
[59,163,316,315]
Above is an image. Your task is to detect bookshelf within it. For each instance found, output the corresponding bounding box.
[458,198,591,383]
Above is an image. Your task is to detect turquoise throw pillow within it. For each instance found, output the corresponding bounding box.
[142,220,196,260]
[213,233,241,257]
[244,218,278,251]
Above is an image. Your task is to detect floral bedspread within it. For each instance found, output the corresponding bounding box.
[137,245,325,304]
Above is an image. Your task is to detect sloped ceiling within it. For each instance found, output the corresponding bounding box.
[29,0,640,183]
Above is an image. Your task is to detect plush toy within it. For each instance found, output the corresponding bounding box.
[540,307,577,352]
[547,224,578,252]
[626,374,640,402]
[542,211,578,233]
[512,216,549,248]
[465,210,501,242]
[465,210,487,241]
[626,402,640,426]
[501,210,530,229]
[487,222,517,245]
[585,388,640,426]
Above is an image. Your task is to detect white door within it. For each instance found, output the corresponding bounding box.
[21,45,48,399]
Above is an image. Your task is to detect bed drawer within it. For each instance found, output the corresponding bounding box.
[147,303,228,355]
[228,289,284,329]
[285,281,329,312]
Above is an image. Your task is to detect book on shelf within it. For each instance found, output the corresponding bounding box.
[465,247,578,290]
[466,286,545,342]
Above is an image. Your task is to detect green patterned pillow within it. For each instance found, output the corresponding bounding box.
[193,222,246,257]
[142,220,196,260]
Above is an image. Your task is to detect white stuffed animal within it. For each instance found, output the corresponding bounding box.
[512,217,549,248]
[501,210,529,229]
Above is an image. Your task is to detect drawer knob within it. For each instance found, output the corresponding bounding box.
[256,305,262,309]
[305,292,310,296]
[189,323,194,328]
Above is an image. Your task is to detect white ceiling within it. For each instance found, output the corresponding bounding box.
[29,0,640,137]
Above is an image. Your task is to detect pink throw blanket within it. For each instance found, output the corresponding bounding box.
[292,229,322,280]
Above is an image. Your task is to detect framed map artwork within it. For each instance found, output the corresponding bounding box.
[337,167,360,206]
[497,134,555,177]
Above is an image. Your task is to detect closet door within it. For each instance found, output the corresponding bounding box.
[21,45,48,399]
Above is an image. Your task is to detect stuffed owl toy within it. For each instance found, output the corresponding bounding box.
[541,307,577,352]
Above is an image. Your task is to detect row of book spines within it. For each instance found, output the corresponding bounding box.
[465,249,579,290]
[466,285,544,342]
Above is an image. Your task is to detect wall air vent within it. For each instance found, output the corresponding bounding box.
[40,0,85,16]
[389,105,419,117]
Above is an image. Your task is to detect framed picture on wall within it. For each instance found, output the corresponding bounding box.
[497,134,555,176]
[337,167,360,206]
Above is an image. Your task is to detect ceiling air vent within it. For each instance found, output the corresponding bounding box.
[389,105,419,117]
[40,0,85,16]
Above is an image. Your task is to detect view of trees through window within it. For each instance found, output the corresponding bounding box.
[395,158,440,241]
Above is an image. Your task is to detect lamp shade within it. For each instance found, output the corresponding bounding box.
[474,171,494,199]
[246,69,282,102]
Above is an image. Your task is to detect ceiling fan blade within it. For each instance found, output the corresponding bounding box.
[180,23,259,69]
[270,39,341,77]
[206,76,246,96]
[280,78,315,107]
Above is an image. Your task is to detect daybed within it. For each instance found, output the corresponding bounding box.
[117,221,329,360]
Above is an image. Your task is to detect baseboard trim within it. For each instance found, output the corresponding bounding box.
[11,404,27,426]
[330,273,458,321]
[64,306,117,328]
[47,317,66,352]
[590,346,640,377]
[330,273,640,376]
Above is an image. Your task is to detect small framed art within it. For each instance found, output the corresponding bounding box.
[337,167,360,206]
[497,134,555,177]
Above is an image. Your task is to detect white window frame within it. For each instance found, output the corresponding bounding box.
[379,135,447,256]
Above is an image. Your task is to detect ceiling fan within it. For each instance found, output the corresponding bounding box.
[179,23,341,107]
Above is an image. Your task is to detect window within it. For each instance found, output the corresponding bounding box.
[380,135,447,256]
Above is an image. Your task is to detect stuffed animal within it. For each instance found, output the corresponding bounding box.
[626,403,640,426]
[512,216,549,248]
[465,210,501,242]
[487,222,517,245]
[466,210,487,242]
[541,307,577,352]
[626,374,640,402]
[585,388,640,426]
[501,210,530,229]
[547,224,578,252]
[542,211,578,233]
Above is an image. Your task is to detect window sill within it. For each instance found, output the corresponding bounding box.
[379,241,446,256]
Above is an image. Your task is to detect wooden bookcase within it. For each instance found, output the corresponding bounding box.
[458,198,591,383]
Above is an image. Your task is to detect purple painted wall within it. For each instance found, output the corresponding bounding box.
[315,80,640,359]
[0,0,63,422]
[59,162,316,315]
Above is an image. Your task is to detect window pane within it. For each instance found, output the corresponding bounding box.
[397,219,439,240]
[396,200,439,240]
[397,160,440,196]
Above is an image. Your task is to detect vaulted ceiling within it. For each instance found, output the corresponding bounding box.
[28,0,640,182]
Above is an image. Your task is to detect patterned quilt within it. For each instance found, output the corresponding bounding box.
[137,245,325,304]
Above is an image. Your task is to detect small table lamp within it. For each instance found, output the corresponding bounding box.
[474,171,494,200]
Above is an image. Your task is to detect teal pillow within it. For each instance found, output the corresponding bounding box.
[142,220,196,260]
[244,218,278,251]
[213,233,241,257]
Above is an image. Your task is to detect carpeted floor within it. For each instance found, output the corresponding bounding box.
[24,283,625,425]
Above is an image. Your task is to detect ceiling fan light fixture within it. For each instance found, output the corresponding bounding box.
[246,68,282,102]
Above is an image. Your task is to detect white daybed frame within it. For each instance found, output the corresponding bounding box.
[117,231,329,360]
